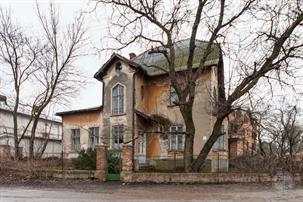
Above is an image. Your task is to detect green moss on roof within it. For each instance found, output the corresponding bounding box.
[134,39,220,76]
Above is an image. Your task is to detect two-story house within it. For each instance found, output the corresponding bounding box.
[57,39,230,172]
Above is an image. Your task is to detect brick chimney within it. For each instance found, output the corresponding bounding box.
[129,53,136,60]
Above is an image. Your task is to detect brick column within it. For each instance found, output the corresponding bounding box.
[0,145,10,161]
[96,145,107,181]
[122,145,133,172]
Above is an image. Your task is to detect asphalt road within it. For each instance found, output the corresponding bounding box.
[1,182,303,202]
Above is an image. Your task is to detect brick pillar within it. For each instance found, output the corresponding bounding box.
[122,145,133,172]
[96,145,107,181]
[0,145,10,161]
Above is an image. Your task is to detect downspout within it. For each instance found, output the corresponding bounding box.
[132,70,138,171]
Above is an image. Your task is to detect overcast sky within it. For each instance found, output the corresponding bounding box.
[0,0,303,118]
[0,0,129,112]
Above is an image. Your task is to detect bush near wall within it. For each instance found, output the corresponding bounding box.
[72,148,96,170]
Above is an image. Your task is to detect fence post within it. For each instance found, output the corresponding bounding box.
[121,145,133,182]
[96,145,107,181]
[61,151,64,171]
[218,152,220,172]
[122,145,133,172]
[174,152,177,171]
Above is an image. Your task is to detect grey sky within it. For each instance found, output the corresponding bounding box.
[0,0,107,112]
[0,0,302,117]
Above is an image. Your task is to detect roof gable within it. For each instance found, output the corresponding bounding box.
[94,39,221,80]
[94,53,144,81]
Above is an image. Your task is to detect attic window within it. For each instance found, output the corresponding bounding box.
[115,62,122,73]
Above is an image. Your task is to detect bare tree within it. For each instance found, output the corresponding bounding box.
[261,105,303,157]
[27,3,86,159]
[96,0,303,171]
[0,9,39,159]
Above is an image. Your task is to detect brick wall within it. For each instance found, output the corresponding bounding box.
[96,145,107,181]
[122,145,133,172]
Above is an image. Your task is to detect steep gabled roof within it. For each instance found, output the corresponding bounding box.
[94,39,221,79]
[133,39,221,76]
[94,53,146,81]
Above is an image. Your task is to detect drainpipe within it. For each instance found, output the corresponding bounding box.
[132,70,138,171]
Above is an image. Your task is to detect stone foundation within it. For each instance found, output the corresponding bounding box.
[121,172,302,184]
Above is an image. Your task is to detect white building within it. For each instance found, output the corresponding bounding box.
[0,95,62,158]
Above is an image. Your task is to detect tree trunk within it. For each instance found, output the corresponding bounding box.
[29,117,39,160]
[13,94,20,160]
[36,134,50,159]
[181,107,195,172]
[191,117,224,172]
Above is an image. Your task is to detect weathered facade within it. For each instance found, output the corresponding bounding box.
[58,39,231,171]
[0,95,62,158]
[228,110,256,159]
[56,107,102,159]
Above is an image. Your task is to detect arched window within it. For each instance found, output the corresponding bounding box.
[112,84,124,115]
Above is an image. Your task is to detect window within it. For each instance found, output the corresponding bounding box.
[170,125,184,151]
[169,86,179,105]
[139,130,146,154]
[89,127,99,147]
[115,62,122,73]
[71,129,80,151]
[141,86,144,100]
[112,84,124,115]
[214,125,225,151]
[112,125,124,149]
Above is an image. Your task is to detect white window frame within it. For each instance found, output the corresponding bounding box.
[111,83,125,115]
[112,125,124,150]
[89,127,99,147]
[169,125,184,151]
[71,129,80,151]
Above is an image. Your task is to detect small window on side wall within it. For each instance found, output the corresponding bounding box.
[89,127,99,147]
[170,125,184,151]
[71,129,80,151]
[115,62,122,73]
[169,86,179,105]
[141,86,144,100]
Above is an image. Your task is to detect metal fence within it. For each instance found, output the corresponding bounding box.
[134,152,228,173]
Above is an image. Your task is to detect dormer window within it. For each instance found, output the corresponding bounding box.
[112,84,124,115]
[115,62,122,73]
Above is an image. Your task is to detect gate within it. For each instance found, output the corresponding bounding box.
[106,149,122,181]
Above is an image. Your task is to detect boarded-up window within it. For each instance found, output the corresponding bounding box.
[112,84,124,115]
[112,125,124,149]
